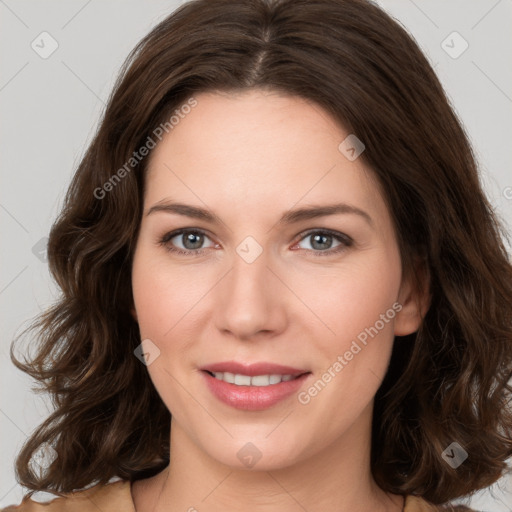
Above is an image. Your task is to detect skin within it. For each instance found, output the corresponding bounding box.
[130,89,430,512]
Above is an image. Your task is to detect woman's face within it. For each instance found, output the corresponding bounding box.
[131,89,420,470]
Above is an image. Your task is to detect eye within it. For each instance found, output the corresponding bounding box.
[158,229,217,256]
[158,228,353,257]
[292,229,353,256]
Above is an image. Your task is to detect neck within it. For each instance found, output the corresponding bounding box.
[142,402,403,512]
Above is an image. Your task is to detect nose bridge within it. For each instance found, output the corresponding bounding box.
[214,235,283,337]
[229,236,271,303]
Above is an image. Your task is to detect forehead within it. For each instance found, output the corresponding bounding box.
[144,89,388,228]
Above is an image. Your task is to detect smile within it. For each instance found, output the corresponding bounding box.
[201,370,312,410]
[206,371,301,386]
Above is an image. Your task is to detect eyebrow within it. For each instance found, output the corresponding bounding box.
[146,201,374,228]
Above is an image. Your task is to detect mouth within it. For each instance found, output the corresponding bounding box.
[200,368,313,410]
[202,370,311,387]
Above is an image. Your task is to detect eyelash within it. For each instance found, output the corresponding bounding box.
[157,228,353,257]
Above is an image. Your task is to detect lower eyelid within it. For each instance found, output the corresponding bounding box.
[159,229,352,254]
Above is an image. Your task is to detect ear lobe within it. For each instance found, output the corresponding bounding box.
[394,256,431,336]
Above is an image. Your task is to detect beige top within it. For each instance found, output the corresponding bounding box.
[1,480,476,511]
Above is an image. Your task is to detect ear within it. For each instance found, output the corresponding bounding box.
[130,306,138,322]
[394,255,431,336]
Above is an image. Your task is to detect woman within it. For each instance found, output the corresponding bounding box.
[4,0,512,510]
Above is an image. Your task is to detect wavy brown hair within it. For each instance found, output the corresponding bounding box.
[10,0,512,505]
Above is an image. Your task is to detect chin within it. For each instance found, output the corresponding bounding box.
[199,433,307,471]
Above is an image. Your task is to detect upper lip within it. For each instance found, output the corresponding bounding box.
[200,361,310,377]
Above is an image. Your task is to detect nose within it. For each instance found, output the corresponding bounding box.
[213,245,288,341]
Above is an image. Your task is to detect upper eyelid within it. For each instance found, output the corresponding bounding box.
[161,227,352,247]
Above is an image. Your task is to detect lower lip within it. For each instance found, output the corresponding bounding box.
[201,371,311,411]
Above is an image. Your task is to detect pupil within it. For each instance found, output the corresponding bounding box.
[184,232,203,249]
[312,234,331,250]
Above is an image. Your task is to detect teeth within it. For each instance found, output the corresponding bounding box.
[223,372,235,384]
[211,372,297,386]
[234,374,251,386]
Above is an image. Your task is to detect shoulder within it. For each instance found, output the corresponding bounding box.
[405,495,479,512]
[0,480,135,512]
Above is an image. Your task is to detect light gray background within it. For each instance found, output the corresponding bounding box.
[1,0,511,509]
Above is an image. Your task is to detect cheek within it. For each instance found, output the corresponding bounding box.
[289,251,401,349]
[131,246,202,411]
[131,245,210,340]
[293,264,400,429]
[131,256,167,338]
[321,260,401,396]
